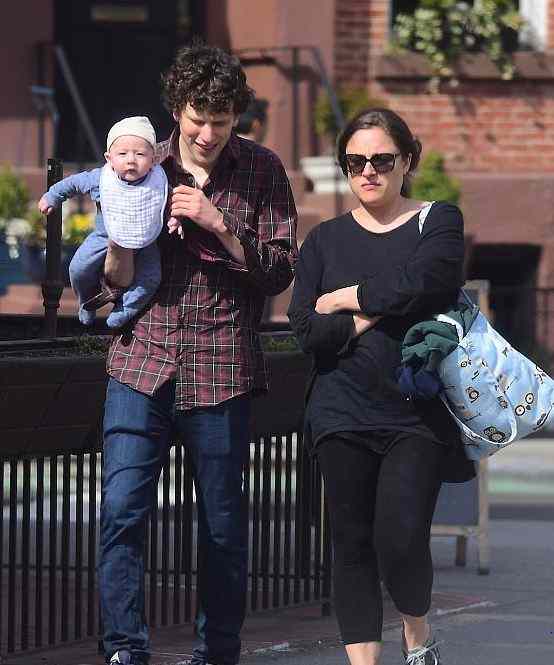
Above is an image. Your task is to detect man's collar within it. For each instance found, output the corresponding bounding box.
[156,126,240,170]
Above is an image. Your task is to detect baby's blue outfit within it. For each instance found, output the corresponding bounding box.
[44,168,161,328]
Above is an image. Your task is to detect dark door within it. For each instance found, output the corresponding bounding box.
[54,0,203,162]
[467,243,541,355]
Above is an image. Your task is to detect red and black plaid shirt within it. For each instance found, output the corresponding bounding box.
[107,130,298,410]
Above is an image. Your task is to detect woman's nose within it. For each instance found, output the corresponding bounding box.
[362,160,376,176]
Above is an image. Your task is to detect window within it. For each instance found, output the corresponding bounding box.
[519,0,547,49]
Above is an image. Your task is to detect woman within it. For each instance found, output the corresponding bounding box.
[288,108,475,665]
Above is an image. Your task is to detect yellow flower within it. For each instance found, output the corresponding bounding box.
[62,212,95,245]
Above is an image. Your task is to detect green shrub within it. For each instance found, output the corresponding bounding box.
[410,151,460,204]
[314,87,386,139]
[0,165,30,222]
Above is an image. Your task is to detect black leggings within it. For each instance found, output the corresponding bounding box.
[317,434,445,644]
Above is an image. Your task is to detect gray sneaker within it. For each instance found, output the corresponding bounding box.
[109,652,131,665]
[108,651,147,665]
[402,632,442,665]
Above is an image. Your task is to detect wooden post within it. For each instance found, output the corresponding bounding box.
[42,158,64,337]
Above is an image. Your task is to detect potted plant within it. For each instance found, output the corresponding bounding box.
[301,87,386,193]
[0,165,31,294]
[392,0,524,89]
[10,205,95,285]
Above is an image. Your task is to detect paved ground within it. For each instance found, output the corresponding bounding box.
[3,440,554,665]
[243,518,554,665]
[4,515,552,665]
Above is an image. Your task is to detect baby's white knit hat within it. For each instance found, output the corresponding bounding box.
[106,116,156,151]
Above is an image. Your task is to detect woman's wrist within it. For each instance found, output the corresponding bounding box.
[338,285,361,312]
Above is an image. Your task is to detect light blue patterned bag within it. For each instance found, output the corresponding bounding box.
[418,202,554,460]
[436,295,554,460]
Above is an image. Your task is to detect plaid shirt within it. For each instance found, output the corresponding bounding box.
[107,130,298,409]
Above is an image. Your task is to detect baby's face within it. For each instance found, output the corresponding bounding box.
[105,135,154,182]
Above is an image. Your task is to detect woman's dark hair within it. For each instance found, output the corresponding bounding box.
[336,108,422,196]
[162,41,254,116]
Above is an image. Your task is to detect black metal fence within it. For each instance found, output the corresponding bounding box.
[0,352,330,658]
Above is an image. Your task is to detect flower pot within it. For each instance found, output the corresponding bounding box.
[299,155,350,194]
[19,242,79,286]
[0,236,31,294]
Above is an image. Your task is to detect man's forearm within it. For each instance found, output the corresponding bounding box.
[211,212,246,264]
[105,241,134,288]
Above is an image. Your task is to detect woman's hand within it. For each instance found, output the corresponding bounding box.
[352,313,381,337]
[315,285,360,314]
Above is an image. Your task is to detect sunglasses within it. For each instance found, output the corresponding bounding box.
[345,152,400,176]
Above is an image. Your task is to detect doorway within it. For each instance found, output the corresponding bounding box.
[466,243,541,354]
[54,0,204,162]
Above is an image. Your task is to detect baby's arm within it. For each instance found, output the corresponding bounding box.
[167,216,185,239]
[38,168,102,215]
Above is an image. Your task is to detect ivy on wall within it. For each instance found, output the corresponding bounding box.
[392,0,524,86]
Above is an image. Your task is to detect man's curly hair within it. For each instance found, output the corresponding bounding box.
[162,42,254,116]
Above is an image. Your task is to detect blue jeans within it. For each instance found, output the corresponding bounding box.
[100,378,250,665]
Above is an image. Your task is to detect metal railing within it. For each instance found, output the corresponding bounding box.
[237,45,345,170]
[34,42,103,165]
[0,351,330,658]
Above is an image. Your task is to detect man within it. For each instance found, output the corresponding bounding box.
[235,98,269,143]
[100,43,298,665]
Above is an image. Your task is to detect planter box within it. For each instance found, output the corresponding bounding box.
[375,51,554,81]
[0,353,107,457]
[0,344,311,457]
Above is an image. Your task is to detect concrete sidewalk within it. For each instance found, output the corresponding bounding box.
[244,518,554,665]
[5,517,553,665]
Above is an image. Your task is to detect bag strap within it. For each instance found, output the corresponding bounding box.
[418,201,435,234]
[439,393,518,449]
[435,313,464,342]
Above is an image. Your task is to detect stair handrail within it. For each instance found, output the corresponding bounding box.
[236,45,346,168]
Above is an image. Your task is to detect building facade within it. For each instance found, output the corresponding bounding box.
[3,0,554,350]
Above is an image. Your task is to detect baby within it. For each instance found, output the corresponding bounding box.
[38,116,167,328]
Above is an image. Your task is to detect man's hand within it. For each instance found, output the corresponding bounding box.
[170,185,225,234]
[38,195,54,216]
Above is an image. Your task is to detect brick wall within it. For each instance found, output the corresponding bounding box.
[329,0,554,294]
[334,0,371,85]
[368,79,554,174]
[334,0,554,174]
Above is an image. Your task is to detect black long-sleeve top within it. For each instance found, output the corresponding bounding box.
[288,201,475,481]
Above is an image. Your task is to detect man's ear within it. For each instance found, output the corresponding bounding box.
[104,151,111,163]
